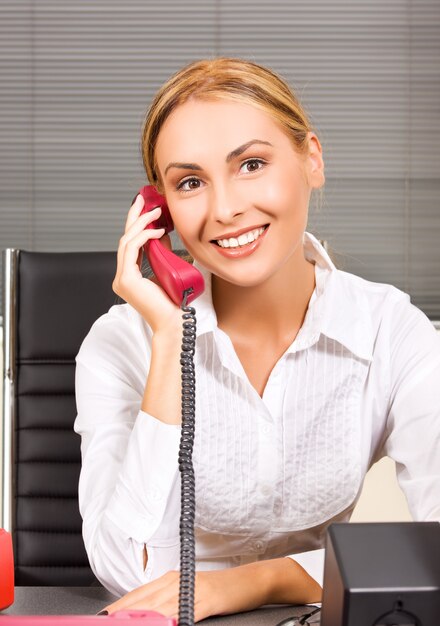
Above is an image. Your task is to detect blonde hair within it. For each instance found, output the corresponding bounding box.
[141,57,317,192]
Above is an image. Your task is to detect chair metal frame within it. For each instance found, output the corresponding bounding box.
[2,248,19,533]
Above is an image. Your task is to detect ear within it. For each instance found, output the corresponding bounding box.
[305,132,325,189]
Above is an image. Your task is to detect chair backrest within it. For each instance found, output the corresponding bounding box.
[2,249,118,585]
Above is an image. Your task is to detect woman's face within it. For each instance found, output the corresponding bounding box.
[154,98,324,288]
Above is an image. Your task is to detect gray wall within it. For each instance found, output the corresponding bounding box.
[1,0,439,316]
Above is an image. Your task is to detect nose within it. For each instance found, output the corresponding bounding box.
[209,183,245,224]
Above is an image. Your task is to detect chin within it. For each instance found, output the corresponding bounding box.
[211,265,278,289]
[189,239,299,288]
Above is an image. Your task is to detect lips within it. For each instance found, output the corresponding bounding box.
[211,224,269,248]
[211,224,269,258]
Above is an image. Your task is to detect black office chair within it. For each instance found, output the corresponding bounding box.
[1,249,118,585]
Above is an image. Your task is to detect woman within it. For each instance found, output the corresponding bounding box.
[74,58,440,620]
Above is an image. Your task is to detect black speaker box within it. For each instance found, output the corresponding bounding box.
[321,522,440,626]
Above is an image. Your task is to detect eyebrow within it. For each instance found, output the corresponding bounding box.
[163,139,273,177]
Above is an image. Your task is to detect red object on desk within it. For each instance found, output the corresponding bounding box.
[0,611,176,624]
[0,529,14,610]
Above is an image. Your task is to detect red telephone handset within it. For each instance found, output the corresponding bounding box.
[138,186,204,306]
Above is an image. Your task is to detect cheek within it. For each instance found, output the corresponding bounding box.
[169,187,214,233]
[170,207,204,247]
[255,169,307,215]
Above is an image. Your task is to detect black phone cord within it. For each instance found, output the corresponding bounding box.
[178,290,197,626]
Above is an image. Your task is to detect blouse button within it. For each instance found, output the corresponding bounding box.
[262,424,272,435]
[253,540,264,552]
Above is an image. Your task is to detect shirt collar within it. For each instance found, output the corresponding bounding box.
[191,231,374,362]
[296,232,374,362]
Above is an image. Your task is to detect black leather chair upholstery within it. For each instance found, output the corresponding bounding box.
[2,250,118,585]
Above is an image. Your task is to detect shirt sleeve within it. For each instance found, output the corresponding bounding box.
[285,548,325,589]
[74,306,181,596]
[383,296,440,521]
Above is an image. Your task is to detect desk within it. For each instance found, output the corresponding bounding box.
[1,588,320,625]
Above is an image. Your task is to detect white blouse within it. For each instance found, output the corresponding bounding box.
[74,232,440,598]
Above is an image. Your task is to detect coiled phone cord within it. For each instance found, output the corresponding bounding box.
[178,289,197,626]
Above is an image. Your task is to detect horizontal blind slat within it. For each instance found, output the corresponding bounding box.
[0,0,439,317]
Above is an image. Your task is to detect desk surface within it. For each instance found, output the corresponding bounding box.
[1,588,321,625]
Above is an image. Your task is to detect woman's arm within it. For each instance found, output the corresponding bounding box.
[383,297,440,521]
[112,194,185,425]
[142,329,183,425]
[75,320,182,595]
[75,195,188,594]
[101,557,322,621]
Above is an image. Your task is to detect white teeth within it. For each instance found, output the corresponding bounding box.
[217,227,265,248]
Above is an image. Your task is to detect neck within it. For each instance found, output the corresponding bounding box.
[212,244,316,341]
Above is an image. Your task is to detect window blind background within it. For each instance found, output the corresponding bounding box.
[1,0,439,317]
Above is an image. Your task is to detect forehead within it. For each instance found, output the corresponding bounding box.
[155,98,294,164]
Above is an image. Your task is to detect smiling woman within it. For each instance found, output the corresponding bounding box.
[74,58,440,622]
[153,98,321,297]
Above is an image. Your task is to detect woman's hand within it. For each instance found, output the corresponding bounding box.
[112,193,182,334]
[101,559,322,622]
[101,565,273,623]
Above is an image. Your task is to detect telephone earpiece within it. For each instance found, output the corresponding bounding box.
[138,185,204,306]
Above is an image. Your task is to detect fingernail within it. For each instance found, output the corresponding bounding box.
[96,610,108,615]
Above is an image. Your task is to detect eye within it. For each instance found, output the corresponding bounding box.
[176,177,202,193]
[239,158,266,174]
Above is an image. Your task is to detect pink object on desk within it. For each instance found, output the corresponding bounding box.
[0,611,176,625]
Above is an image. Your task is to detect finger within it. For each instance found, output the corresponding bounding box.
[127,597,178,619]
[125,202,162,237]
[120,206,163,275]
[119,200,166,281]
[118,207,161,269]
[105,572,178,614]
[121,586,209,623]
[116,220,165,280]
[138,578,207,622]
[122,207,162,249]
[125,193,144,231]
[105,586,170,615]
[118,226,166,279]
[125,194,163,232]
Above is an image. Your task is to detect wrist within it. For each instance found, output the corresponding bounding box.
[205,561,273,618]
[141,326,183,425]
[151,325,183,359]
[265,557,322,605]
[147,302,183,337]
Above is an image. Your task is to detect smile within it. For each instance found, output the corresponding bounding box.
[214,225,268,249]
[211,225,269,259]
